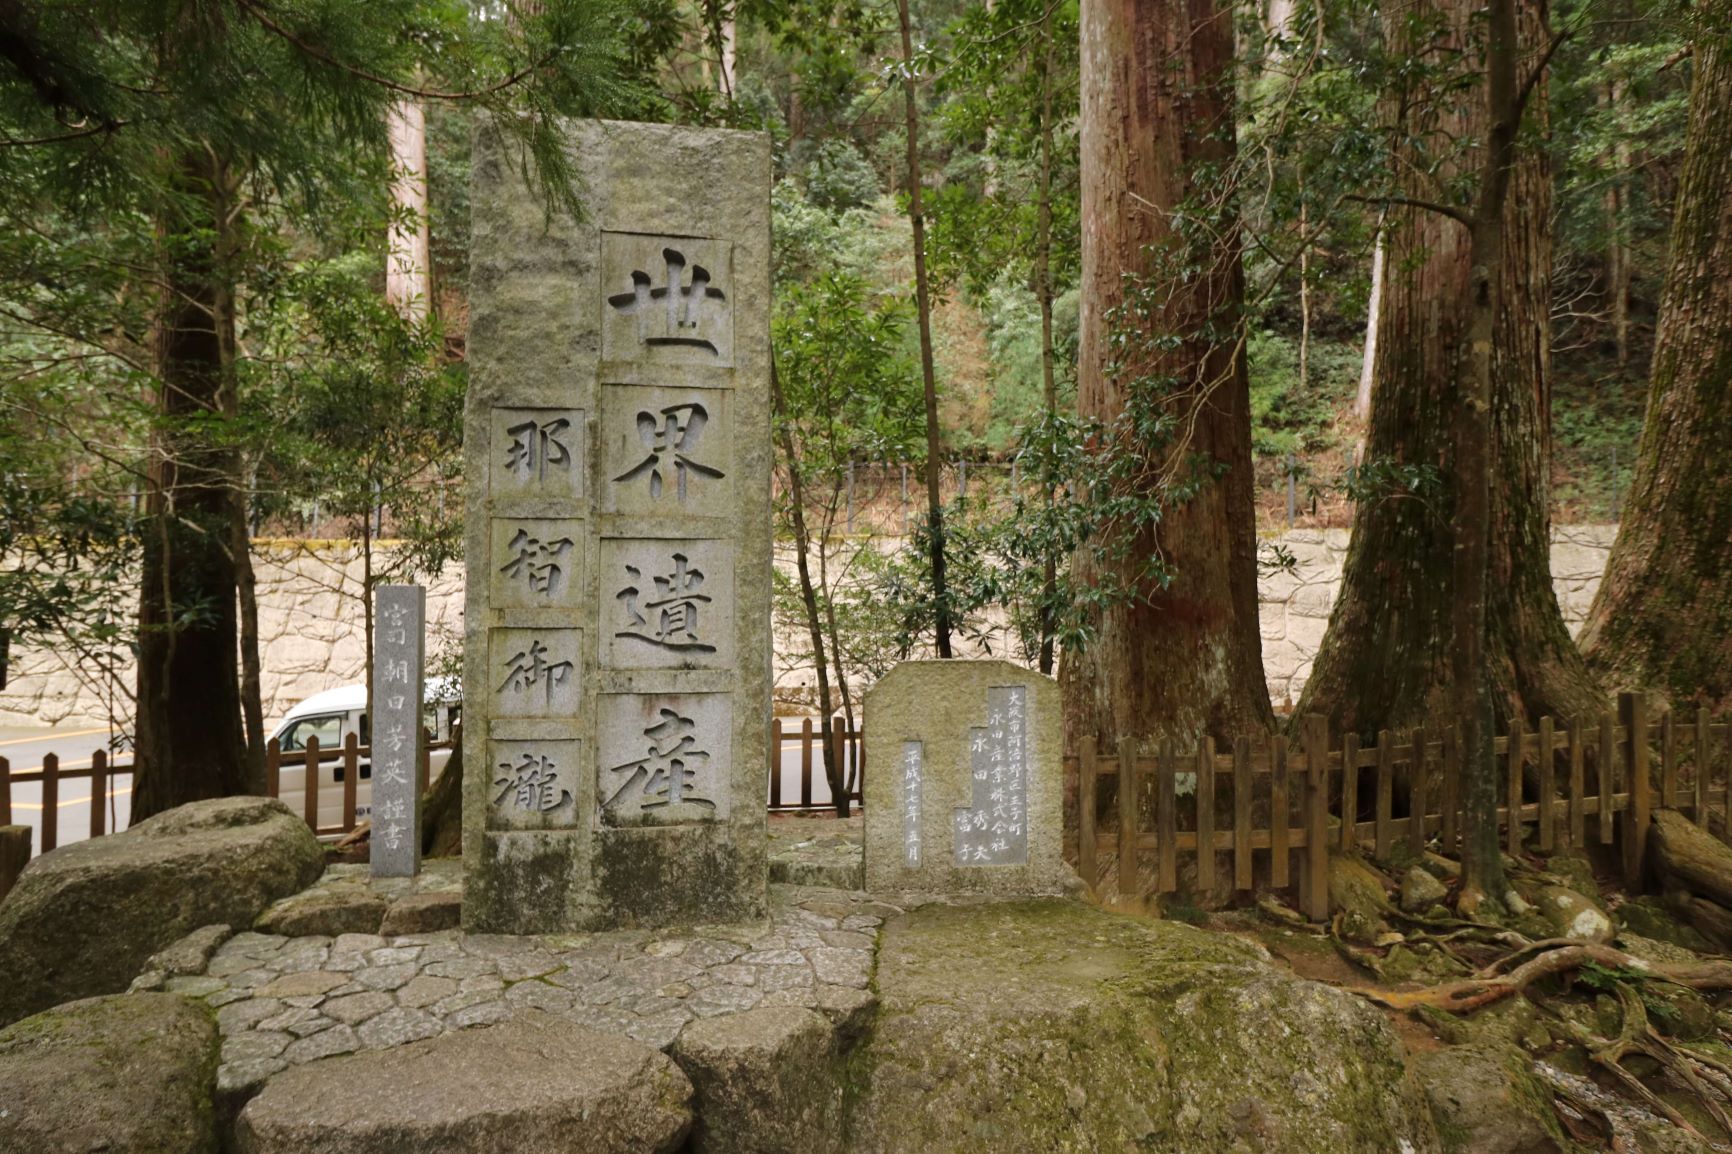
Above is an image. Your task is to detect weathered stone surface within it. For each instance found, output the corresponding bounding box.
[0,993,219,1154]
[0,797,324,1027]
[1536,884,1615,943]
[381,890,462,935]
[235,1012,692,1153]
[1400,865,1449,912]
[1329,852,1394,943]
[145,923,234,977]
[1413,1042,1567,1153]
[863,660,1069,896]
[461,118,772,934]
[673,1006,842,1154]
[256,886,388,937]
[848,900,1439,1153]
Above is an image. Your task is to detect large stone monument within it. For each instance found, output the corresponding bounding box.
[863,659,1068,894]
[462,120,771,932]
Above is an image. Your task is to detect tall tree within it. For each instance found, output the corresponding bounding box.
[896,0,954,658]
[1062,0,1272,746]
[1580,1,1732,709]
[1293,0,1604,744]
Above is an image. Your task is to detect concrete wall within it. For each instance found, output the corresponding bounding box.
[0,527,1618,731]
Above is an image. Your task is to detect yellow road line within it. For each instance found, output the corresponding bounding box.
[0,727,109,748]
[9,785,134,811]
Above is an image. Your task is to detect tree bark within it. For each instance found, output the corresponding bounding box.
[233,465,266,794]
[1034,1,1059,677]
[1062,0,1272,748]
[385,99,429,322]
[1579,13,1732,710]
[132,151,249,820]
[1294,0,1605,743]
[896,0,952,658]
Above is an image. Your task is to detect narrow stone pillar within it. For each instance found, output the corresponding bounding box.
[371,584,424,878]
[462,120,771,932]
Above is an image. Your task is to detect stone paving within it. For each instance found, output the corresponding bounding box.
[139,885,888,1101]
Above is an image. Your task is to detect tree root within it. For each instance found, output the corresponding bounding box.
[1348,943,1732,1012]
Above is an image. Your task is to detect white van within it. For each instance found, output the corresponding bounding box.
[270,677,460,829]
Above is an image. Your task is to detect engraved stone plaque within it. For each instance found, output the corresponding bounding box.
[597,692,733,827]
[952,686,1029,866]
[599,537,736,671]
[490,407,584,501]
[371,585,424,878]
[600,385,733,518]
[864,660,1065,896]
[601,234,735,368]
[488,518,585,611]
[489,627,582,719]
[487,738,582,831]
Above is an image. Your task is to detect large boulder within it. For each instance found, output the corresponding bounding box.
[234,1011,692,1153]
[0,796,324,1026]
[672,1005,844,1154]
[847,900,1439,1153]
[0,993,220,1154]
[1413,1041,1568,1154]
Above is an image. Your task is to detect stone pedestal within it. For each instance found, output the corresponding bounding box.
[462,120,771,932]
[863,660,1067,895]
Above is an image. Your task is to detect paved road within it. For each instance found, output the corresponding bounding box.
[0,725,133,857]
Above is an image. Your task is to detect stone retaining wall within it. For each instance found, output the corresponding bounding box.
[0,527,1617,731]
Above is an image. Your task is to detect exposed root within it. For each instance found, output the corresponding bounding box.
[1348,943,1732,1012]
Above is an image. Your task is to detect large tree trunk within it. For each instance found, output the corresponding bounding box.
[132,153,249,820]
[1579,16,1732,710]
[1062,0,1272,749]
[1293,0,1604,742]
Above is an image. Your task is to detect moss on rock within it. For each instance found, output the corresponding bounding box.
[846,900,1439,1152]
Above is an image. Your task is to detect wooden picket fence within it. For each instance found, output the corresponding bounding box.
[768,717,863,811]
[0,747,132,858]
[263,729,458,839]
[1069,693,1730,918]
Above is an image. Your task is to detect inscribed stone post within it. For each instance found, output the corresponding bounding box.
[462,120,771,932]
[371,585,425,878]
[863,660,1069,895]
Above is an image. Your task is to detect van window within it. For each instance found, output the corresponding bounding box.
[280,714,343,753]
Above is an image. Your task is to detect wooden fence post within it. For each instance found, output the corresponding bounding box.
[800,719,813,809]
[1408,724,1428,859]
[1302,715,1330,922]
[303,737,321,832]
[1695,711,1711,829]
[1506,714,1524,856]
[831,716,848,816]
[1599,712,1616,846]
[768,719,782,810]
[1374,730,1392,861]
[1196,736,1216,896]
[89,748,106,841]
[1233,736,1253,890]
[0,754,9,825]
[1155,741,1177,895]
[1340,732,1359,853]
[265,739,281,802]
[41,753,58,853]
[0,824,28,902]
[1271,737,1290,888]
[343,733,360,832]
[1622,692,1651,889]
[1118,736,1140,901]
[1568,722,1586,847]
[1078,737,1098,895]
[1537,717,1555,852]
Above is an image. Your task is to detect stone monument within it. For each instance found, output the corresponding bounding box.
[462,120,771,932]
[371,584,424,878]
[863,659,1068,894]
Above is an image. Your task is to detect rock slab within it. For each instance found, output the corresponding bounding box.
[673,1005,843,1154]
[0,797,324,1027]
[848,899,1440,1153]
[0,993,220,1154]
[235,1011,692,1153]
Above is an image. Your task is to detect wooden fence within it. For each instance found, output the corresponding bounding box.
[1069,694,1730,918]
[0,747,132,857]
[263,730,456,839]
[769,717,863,811]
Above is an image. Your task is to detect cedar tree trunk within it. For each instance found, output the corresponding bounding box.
[1062,0,1272,749]
[132,153,249,819]
[1293,0,1604,741]
[1580,14,1732,709]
